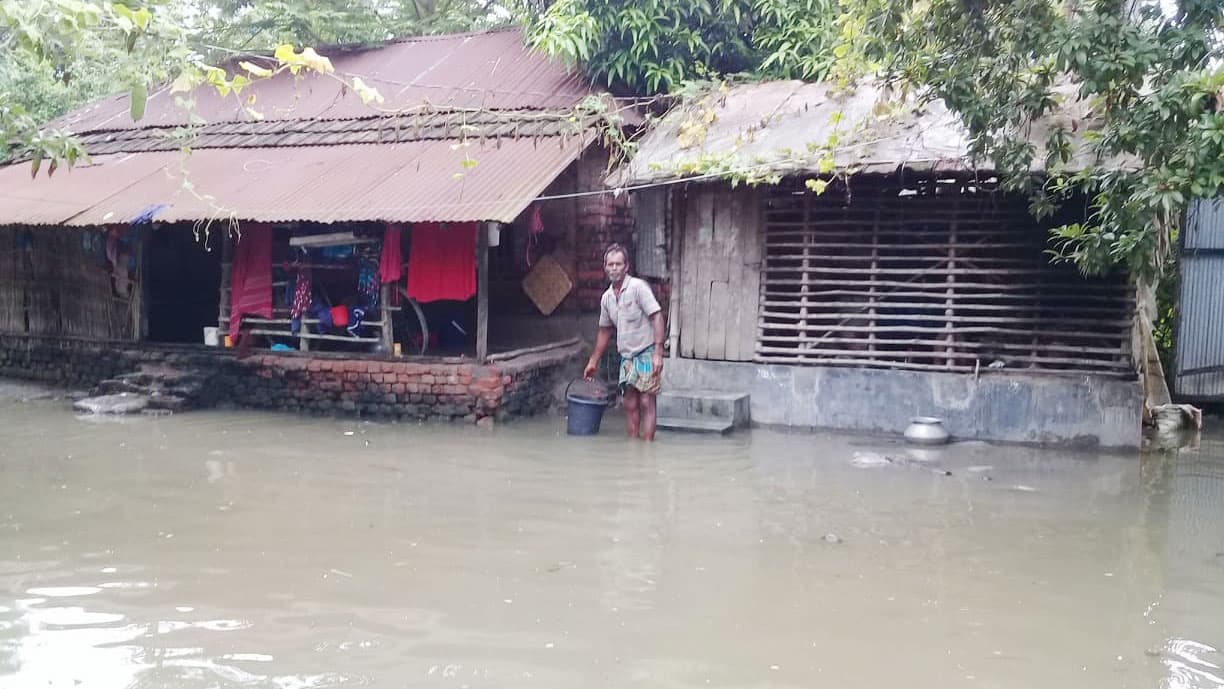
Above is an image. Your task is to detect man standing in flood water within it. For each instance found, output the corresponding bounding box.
[583,244,665,440]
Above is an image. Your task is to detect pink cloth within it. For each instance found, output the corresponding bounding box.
[229,225,273,340]
[380,223,403,284]
[526,204,545,269]
[406,222,477,303]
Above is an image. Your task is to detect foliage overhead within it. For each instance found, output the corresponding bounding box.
[825,0,1224,278]
[191,0,513,52]
[4,0,1223,280]
[0,0,511,169]
[533,0,1223,278]
[527,0,839,93]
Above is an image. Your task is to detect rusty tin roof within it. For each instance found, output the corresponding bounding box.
[1,29,607,227]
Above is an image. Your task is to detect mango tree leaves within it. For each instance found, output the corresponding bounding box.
[129,82,148,121]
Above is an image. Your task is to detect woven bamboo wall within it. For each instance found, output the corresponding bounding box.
[0,228,24,333]
[757,179,1134,377]
[0,227,135,340]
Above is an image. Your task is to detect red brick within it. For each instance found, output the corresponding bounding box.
[392,383,405,394]
[420,375,435,384]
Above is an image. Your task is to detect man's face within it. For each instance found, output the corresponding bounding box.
[604,251,627,283]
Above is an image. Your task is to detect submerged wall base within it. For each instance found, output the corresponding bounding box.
[664,358,1142,448]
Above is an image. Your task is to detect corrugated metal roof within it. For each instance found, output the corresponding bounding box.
[611,80,1135,186]
[0,137,588,226]
[0,153,171,225]
[74,110,588,155]
[0,29,612,229]
[54,29,595,134]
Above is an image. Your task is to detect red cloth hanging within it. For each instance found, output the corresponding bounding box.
[380,223,403,284]
[229,225,273,341]
[406,222,477,303]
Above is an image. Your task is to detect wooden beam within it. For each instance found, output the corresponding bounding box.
[476,222,489,363]
[486,337,582,362]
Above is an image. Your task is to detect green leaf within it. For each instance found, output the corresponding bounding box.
[240,61,274,78]
[805,178,829,194]
[171,71,196,94]
[129,83,147,122]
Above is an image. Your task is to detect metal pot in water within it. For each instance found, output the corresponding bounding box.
[904,417,950,445]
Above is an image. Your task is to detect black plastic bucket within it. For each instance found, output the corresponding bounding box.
[566,379,608,436]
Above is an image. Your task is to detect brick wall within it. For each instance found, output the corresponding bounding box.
[574,150,634,311]
[0,334,581,424]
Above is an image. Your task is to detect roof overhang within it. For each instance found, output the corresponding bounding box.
[0,136,591,227]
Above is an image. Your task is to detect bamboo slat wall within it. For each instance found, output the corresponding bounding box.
[0,227,136,340]
[757,179,1135,377]
[0,228,24,333]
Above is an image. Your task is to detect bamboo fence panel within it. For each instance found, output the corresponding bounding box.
[0,228,25,333]
[0,227,135,339]
[755,179,1134,377]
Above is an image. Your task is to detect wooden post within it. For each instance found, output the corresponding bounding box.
[945,202,958,369]
[133,227,147,341]
[380,282,393,354]
[798,194,811,362]
[476,222,489,363]
[667,189,683,358]
[868,208,880,355]
[218,230,232,338]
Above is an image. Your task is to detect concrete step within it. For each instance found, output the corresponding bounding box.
[97,379,147,395]
[657,416,735,435]
[657,390,750,427]
[73,393,149,415]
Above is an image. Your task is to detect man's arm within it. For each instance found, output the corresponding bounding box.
[584,326,614,379]
[649,311,665,372]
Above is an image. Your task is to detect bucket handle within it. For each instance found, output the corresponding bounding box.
[566,378,608,402]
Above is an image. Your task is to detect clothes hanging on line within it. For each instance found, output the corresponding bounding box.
[359,258,379,310]
[289,265,312,335]
[405,222,477,303]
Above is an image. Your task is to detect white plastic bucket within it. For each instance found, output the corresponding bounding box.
[203,326,219,347]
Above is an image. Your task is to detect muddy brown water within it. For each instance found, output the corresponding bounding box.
[1,380,1221,688]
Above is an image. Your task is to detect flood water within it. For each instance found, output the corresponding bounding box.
[1,380,1222,689]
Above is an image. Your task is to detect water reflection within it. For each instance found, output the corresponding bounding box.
[0,381,1220,688]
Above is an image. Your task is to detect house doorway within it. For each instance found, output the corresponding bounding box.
[146,227,222,344]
